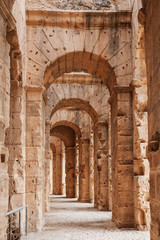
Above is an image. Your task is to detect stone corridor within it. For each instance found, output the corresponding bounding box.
[1,1,160,240]
[23,196,150,240]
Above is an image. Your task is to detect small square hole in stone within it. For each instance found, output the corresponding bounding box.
[1,154,5,163]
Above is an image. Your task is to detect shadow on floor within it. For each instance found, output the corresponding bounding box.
[43,219,117,231]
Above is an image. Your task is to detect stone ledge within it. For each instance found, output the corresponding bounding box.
[26,10,131,29]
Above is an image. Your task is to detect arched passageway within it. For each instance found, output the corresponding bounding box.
[50,125,76,198]
[0,1,152,238]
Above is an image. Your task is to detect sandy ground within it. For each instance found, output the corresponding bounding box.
[22,195,150,240]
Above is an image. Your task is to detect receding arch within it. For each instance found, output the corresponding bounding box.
[50,98,98,123]
[43,51,116,93]
[51,121,82,138]
[50,125,76,198]
[50,125,76,147]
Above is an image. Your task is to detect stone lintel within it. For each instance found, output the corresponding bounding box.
[0,0,16,31]
[108,85,132,104]
[25,84,45,92]
[26,10,131,29]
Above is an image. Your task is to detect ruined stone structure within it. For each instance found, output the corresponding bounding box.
[0,0,159,239]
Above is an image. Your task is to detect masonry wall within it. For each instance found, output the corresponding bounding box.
[144,0,160,239]
[0,14,10,240]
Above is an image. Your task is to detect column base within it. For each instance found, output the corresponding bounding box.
[112,215,134,229]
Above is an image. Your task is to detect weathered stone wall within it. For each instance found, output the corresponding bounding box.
[26,0,131,11]
[144,0,160,239]
[0,0,26,238]
[0,13,10,240]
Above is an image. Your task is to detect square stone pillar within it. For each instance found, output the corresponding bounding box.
[53,151,63,195]
[75,139,80,199]
[79,138,90,202]
[89,131,94,203]
[5,80,26,236]
[95,122,110,211]
[44,120,51,212]
[25,85,45,231]
[94,126,98,208]
[131,80,150,230]
[110,86,134,228]
[65,146,76,198]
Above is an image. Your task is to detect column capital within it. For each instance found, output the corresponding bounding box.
[108,85,132,104]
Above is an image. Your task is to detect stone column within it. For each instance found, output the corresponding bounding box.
[75,139,79,198]
[61,142,66,195]
[89,131,94,203]
[108,106,112,211]
[132,80,150,230]
[110,86,134,228]
[65,146,76,198]
[79,138,90,202]
[53,151,62,195]
[96,122,109,211]
[52,147,56,194]
[45,120,51,212]
[25,86,45,231]
[5,79,26,234]
[93,126,98,208]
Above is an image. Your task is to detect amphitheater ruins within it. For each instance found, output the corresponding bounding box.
[0,0,159,239]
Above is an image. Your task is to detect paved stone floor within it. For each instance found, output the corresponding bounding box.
[23,195,150,240]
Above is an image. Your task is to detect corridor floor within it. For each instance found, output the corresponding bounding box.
[23,195,150,240]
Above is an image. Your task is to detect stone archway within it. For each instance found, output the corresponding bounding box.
[43,51,116,93]
[25,8,134,230]
[50,125,76,198]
